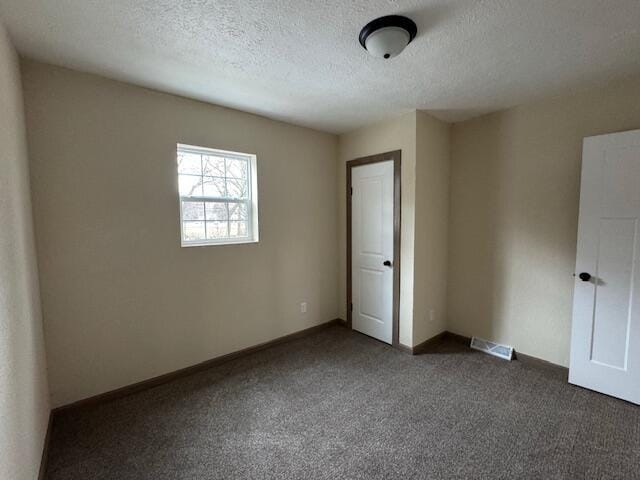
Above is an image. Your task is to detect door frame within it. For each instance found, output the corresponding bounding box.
[346,150,401,347]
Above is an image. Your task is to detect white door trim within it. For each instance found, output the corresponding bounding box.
[346,150,401,347]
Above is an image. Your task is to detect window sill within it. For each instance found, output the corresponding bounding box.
[181,238,259,248]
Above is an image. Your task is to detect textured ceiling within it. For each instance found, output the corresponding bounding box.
[1,0,640,133]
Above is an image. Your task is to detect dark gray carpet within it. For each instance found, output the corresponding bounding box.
[46,325,640,480]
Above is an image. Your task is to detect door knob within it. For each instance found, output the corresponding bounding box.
[383,260,392,267]
[578,272,592,282]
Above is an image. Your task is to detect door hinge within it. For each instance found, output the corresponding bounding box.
[350,187,353,195]
[350,302,353,312]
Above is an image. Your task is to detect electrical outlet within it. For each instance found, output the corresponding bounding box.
[300,302,307,314]
[429,309,435,322]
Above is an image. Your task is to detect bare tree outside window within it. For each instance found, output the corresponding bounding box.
[177,145,257,246]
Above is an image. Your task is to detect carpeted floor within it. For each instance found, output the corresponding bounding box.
[46,324,640,480]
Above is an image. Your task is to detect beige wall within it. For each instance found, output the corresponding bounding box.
[449,75,640,367]
[22,60,339,407]
[0,24,50,480]
[337,111,450,348]
[413,111,450,345]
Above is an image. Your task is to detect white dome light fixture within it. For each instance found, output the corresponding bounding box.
[359,15,417,59]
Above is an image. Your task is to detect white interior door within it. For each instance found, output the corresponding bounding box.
[351,160,394,344]
[569,129,640,405]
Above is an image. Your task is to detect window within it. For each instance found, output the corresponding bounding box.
[177,144,258,246]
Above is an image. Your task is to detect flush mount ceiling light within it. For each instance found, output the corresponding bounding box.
[359,15,417,59]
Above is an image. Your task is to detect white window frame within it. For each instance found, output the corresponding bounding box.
[177,143,259,247]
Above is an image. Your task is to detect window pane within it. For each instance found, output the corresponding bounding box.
[205,202,228,221]
[182,201,205,220]
[177,152,202,175]
[178,145,257,246]
[226,177,248,199]
[229,221,248,238]
[202,155,225,177]
[228,202,248,220]
[226,158,248,179]
[206,221,228,239]
[202,177,226,197]
[179,174,203,197]
[183,221,205,241]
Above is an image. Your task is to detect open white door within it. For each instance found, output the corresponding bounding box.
[569,129,640,405]
[351,160,394,344]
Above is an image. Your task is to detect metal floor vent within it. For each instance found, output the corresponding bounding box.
[470,337,514,361]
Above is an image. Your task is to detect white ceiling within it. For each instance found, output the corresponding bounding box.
[1,0,640,133]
